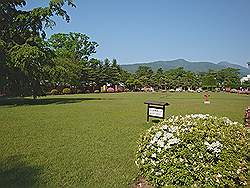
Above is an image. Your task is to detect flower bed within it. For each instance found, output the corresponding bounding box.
[135,114,248,187]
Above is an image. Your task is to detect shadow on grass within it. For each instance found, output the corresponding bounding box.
[0,155,43,187]
[151,119,161,123]
[0,97,113,107]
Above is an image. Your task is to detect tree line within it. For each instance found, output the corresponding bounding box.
[1,0,248,98]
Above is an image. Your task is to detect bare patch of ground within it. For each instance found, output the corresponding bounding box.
[131,177,154,188]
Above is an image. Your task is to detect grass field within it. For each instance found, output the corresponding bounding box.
[0,92,249,187]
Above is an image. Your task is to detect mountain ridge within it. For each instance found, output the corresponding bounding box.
[121,59,249,76]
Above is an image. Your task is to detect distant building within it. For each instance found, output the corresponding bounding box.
[240,75,250,84]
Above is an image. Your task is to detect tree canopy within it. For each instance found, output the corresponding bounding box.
[0,0,76,98]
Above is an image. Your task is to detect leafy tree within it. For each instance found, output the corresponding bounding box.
[82,58,103,91]
[135,66,154,86]
[135,65,153,78]
[217,68,240,88]
[201,70,218,90]
[48,32,98,61]
[9,42,52,98]
[110,59,122,85]
[47,32,98,90]
[0,0,76,98]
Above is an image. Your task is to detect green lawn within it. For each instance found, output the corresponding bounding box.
[0,92,249,187]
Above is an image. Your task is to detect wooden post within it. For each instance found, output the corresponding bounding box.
[245,106,250,128]
[147,104,149,122]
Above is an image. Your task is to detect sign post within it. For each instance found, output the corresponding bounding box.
[245,106,250,128]
[144,100,169,122]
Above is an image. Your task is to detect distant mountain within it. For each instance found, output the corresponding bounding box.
[217,61,249,76]
[121,59,250,76]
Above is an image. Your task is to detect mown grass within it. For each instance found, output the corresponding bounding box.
[0,92,249,187]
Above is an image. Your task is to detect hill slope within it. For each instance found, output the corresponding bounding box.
[121,59,250,76]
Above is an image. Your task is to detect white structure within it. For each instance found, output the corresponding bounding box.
[240,75,250,84]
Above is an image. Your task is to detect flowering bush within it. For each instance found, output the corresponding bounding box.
[107,87,115,93]
[62,88,71,94]
[135,114,248,187]
[51,89,59,95]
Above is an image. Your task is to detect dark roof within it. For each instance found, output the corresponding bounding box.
[144,100,169,106]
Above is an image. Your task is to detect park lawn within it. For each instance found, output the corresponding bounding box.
[0,92,249,187]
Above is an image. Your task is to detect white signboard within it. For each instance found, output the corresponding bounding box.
[149,107,164,118]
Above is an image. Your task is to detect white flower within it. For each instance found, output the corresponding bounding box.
[169,126,178,133]
[182,127,190,132]
[213,148,221,153]
[150,140,155,144]
[223,117,232,125]
[157,140,165,147]
[162,124,168,130]
[205,141,222,154]
[151,159,156,166]
[164,132,173,139]
[204,141,209,146]
[141,159,145,164]
[191,114,208,119]
[168,138,180,145]
[237,169,241,174]
[155,171,162,176]
[151,131,162,144]
[135,160,138,166]
[155,131,162,139]
[151,153,156,158]
[157,148,162,153]
[164,144,171,149]
[217,173,222,178]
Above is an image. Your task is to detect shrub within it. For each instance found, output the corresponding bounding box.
[169,89,175,92]
[51,89,59,95]
[135,114,248,187]
[107,87,115,93]
[62,88,71,94]
[76,89,83,94]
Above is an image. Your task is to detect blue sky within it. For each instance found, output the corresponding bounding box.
[24,0,250,66]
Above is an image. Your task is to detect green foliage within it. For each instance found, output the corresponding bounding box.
[81,58,124,92]
[0,0,75,97]
[62,88,71,94]
[48,32,98,61]
[51,89,59,95]
[49,57,82,86]
[217,68,241,88]
[136,114,248,187]
[241,81,250,88]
